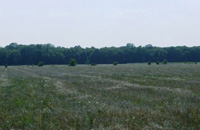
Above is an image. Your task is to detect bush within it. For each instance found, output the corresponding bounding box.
[69,58,77,66]
[195,62,198,64]
[38,62,44,67]
[113,61,118,66]
[5,64,8,68]
[163,59,167,64]
[148,62,151,65]
[156,60,159,65]
[91,63,96,66]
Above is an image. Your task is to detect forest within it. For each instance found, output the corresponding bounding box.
[0,43,200,65]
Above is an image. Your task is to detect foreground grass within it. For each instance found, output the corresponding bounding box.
[0,64,200,129]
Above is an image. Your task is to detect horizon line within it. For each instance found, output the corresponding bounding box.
[0,42,200,49]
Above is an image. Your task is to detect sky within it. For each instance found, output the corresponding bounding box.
[0,0,200,48]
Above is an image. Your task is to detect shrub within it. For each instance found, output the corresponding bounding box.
[163,59,167,64]
[91,63,96,66]
[156,60,159,65]
[113,61,118,66]
[5,64,8,68]
[148,62,151,65]
[69,58,77,66]
[38,62,44,67]
[195,62,198,64]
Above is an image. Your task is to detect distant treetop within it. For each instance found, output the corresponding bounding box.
[0,43,200,65]
[126,43,135,48]
[145,44,153,48]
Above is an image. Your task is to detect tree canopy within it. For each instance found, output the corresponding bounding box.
[0,43,200,65]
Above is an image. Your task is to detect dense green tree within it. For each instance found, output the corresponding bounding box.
[69,58,77,66]
[0,43,200,65]
[5,64,8,68]
[113,61,118,66]
[38,61,44,67]
[0,49,8,65]
[163,59,167,64]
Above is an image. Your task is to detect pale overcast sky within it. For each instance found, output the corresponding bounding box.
[0,0,200,48]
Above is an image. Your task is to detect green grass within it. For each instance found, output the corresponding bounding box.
[0,63,200,129]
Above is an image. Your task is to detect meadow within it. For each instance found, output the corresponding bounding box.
[0,63,199,129]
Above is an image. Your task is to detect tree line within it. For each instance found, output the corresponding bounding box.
[0,43,200,65]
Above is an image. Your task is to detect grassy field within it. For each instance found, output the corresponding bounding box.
[0,63,200,129]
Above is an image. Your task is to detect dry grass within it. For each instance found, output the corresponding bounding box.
[0,63,200,129]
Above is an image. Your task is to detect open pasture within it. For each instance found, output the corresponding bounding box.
[0,64,200,129]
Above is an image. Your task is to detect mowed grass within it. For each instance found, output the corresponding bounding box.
[0,63,200,129]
